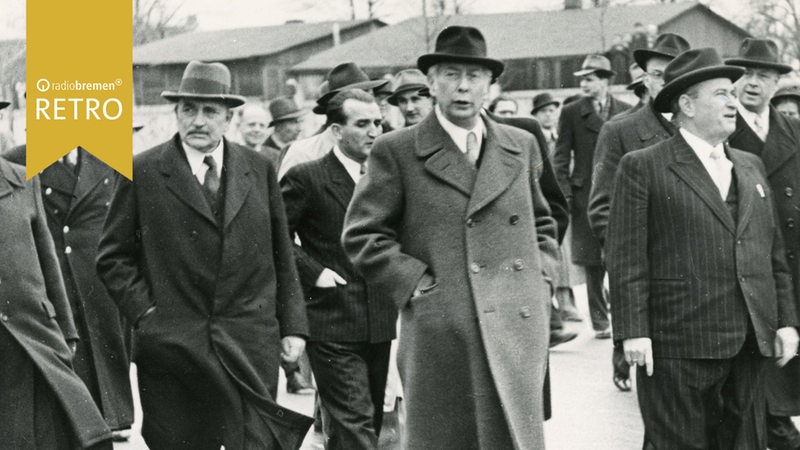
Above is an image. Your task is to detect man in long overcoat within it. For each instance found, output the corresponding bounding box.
[342,26,560,449]
[724,38,800,450]
[97,61,311,449]
[3,145,134,435]
[553,54,631,338]
[0,152,112,449]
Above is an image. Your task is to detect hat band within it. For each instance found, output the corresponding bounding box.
[436,45,488,59]
[178,77,231,96]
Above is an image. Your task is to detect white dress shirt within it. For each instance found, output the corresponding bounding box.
[183,139,224,184]
[680,128,732,199]
[332,146,363,184]
[435,105,485,154]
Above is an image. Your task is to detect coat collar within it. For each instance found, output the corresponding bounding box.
[635,102,676,143]
[760,107,799,176]
[322,151,355,211]
[66,149,114,218]
[0,157,25,199]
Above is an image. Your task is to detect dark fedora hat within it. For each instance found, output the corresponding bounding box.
[268,97,304,127]
[725,38,792,74]
[633,33,691,69]
[387,69,429,106]
[161,60,245,107]
[530,92,560,115]
[573,54,615,78]
[417,26,504,80]
[653,48,744,112]
[771,84,800,106]
[313,62,389,114]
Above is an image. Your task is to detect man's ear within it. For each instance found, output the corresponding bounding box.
[330,122,343,140]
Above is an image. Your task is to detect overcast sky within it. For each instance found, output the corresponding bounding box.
[0,0,747,40]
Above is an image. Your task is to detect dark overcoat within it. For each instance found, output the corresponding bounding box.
[607,135,797,358]
[342,113,560,450]
[3,146,133,429]
[588,102,676,246]
[728,109,800,416]
[553,95,631,265]
[0,158,111,448]
[96,135,312,449]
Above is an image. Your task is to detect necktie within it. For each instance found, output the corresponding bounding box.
[753,116,766,141]
[466,131,479,167]
[709,148,732,199]
[595,100,607,121]
[360,162,367,175]
[203,155,220,206]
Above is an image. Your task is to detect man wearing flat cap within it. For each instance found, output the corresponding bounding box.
[387,68,432,127]
[553,54,631,340]
[278,62,388,179]
[343,25,560,449]
[725,37,800,450]
[588,33,690,391]
[606,47,799,449]
[97,60,312,449]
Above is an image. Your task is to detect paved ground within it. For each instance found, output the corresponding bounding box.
[115,284,646,449]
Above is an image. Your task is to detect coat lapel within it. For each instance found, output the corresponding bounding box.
[65,149,114,219]
[579,97,603,133]
[668,136,736,234]
[415,114,475,197]
[728,148,756,237]
[466,119,523,217]
[323,152,355,211]
[159,135,218,226]
[637,104,675,144]
[221,141,253,230]
[761,108,799,177]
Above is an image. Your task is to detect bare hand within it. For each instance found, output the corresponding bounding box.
[315,268,347,288]
[281,336,306,364]
[623,337,654,376]
[775,327,799,368]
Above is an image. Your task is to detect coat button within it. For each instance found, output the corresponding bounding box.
[513,259,525,271]
[105,201,111,207]
[470,262,481,273]
[519,306,531,318]
[786,187,794,197]
[0,313,7,321]
[509,214,520,225]
[787,219,795,229]
[65,246,72,255]
[53,208,60,215]
[466,218,475,228]
[45,187,53,195]
[63,225,70,234]
[104,178,110,185]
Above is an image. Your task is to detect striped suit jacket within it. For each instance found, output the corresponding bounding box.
[281,151,396,343]
[607,134,797,359]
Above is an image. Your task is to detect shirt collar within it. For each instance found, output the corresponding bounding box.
[183,138,224,178]
[737,104,769,134]
[435,105,485,154]
[332,146,363,183]
[679,127,725,161]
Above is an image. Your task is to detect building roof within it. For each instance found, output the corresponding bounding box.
[133,19,384,65]
[292,2,746,72]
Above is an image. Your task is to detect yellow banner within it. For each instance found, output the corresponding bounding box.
[27,1,133,180]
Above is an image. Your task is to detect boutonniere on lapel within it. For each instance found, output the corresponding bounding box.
[756,183,766,198]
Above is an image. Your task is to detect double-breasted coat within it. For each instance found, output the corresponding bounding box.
[553,95,631,265]
[342,113,560,450]
[3,146,134,430]
[728,109,800,416]
[0,157,111,448]
[96,135,312,449]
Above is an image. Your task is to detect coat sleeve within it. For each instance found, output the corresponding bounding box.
[96,174,154,324]
[280,166,325,290]
[607,153,651,342]
[32,176,78,341]
[588,121,623,248]
[267,161,309,339]
[553,108,574,199]
[530,121,569,244]
[342,139,429,310]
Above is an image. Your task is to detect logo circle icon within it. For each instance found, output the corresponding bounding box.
[36,78,51,92]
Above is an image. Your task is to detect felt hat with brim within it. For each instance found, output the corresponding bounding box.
[268,97,304,127]
[725,38,792,74]
[313,63,389,114]
[387,69,430,106]
[633,33,691,70]
[573,54,615,78]
[653,48,744,113]
[0,100,9,110]
[530,92,560,114]
[417,26,504,80]
[161,60,245,107]
[626,62,645,90]
[771,84,800,106]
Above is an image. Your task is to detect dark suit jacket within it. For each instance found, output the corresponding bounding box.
[3,146,134,429]
[97,134,311,449]
[0,158,111,448]
[588,102,676,246]
[262,135,284,165]
[607,134,797,359]
[281,151,396,343]
[554,95,632,264]
[729,108,800,415]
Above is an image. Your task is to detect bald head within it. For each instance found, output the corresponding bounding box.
[238,104,270,149]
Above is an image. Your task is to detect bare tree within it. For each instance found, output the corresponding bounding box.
[744,0,800,65]
[133,0,197,45]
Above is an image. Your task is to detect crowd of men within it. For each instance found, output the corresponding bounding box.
[2,22,800,450]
